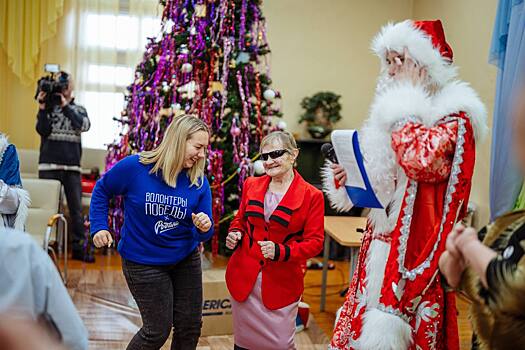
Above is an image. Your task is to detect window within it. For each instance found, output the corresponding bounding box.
[77,9,160,149]
[82,92,125,150]
[84,14,160,51]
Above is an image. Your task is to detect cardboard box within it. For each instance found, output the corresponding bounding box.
[201,269,233,336]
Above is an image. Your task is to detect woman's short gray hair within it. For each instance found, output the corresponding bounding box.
[259,131,298,153]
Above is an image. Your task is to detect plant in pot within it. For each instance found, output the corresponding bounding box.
[299,92,342,139]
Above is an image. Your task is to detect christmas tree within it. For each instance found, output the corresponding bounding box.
[106,0,283,254]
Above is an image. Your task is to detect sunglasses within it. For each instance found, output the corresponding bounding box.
[260,149,289,161]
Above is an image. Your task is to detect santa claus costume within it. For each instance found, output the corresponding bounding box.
[323,20,488,350]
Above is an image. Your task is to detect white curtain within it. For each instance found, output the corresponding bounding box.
[57,0,161,149]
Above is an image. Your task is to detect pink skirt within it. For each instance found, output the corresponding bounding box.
[232,272,299,350]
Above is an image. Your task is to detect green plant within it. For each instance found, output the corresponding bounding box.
[299,91,342,125]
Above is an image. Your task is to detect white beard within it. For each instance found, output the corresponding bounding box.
[375,71,435,96]
[374,72,396,95]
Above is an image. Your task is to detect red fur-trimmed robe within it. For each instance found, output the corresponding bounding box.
[323,81,487,350]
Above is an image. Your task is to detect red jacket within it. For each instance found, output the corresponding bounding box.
[225,171,325,310]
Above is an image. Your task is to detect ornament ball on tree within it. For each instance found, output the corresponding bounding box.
[263,89,276,101]
[231,126,241,137]
[277,120,287,130]
[181,62,193,73]
[253,160,265,175]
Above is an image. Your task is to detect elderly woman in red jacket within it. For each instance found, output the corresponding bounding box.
[225,131,325,350]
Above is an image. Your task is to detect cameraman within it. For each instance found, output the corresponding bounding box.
[35,71,93,263]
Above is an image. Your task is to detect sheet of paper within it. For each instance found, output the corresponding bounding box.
[330,129,383,209]
[330,130,366,189]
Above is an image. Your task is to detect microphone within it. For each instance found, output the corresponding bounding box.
[321,143,338,163]
[321,143,341,189]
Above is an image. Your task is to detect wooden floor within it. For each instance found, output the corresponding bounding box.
[61,252,328,349]
[60,252,472,349]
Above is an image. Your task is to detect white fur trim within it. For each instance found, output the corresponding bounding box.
[368,79,487,143]
[369,81,432,132]
[359,122,397,209]
[364,239,390,308]
[371,20,457,87]
[432,80,488,142]
[321,160,353,212]
[368,170,407,234]
[334,306,343,328]
[13,187,30,231]
[358,308,412,349]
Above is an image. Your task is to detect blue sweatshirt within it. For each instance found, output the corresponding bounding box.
[89,155,214,265]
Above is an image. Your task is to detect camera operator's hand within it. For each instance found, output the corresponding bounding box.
[58,93,68,108]
[37,91,47,110]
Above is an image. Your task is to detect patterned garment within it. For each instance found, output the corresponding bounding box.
[391,119,458,183]
[330,113,475,350]
[45,104,90,143]
[324,19,486,349]
[36,100,90,169]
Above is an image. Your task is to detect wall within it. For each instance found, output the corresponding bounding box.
[1,0,498,225]
[0,52,7,132]
[0,63,42,149]
[264,0,414,136]
[0,0,73,149]
[413,0,498,226]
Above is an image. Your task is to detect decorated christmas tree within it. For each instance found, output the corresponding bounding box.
[106,0,283,254]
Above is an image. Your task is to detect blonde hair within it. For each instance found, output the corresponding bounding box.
[259,131,298,153]
[139,114,209,188]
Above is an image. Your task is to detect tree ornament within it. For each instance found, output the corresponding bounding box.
[263,89,276,101]
[277,120,287,130]
[181,62,193,73]
[164,19,175,34]
[236,52,250,64]
[179,44,189,55]
[253,160,265,175]
[230,126,241,136]
[195,4,206,17]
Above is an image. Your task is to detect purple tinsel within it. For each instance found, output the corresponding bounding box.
[105,0,282,243]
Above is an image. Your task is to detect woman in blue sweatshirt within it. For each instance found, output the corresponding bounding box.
[90,114,213,350]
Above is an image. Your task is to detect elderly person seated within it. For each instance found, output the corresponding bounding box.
[439,89,525,349]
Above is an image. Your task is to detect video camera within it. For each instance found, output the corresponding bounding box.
[35,64,70,110]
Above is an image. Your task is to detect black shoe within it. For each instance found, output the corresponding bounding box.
[72,249,95,263]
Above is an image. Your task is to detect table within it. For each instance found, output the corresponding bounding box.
[320,216,367,312]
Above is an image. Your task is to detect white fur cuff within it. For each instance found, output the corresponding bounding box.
[321,160,353,212]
